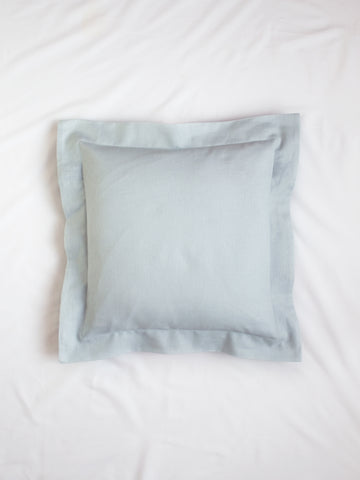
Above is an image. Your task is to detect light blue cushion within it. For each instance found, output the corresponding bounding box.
[57,114,301,363]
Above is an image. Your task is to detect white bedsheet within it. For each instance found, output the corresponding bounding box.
[1,1,360,479]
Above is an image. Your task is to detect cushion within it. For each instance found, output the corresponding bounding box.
[57,113,301,363]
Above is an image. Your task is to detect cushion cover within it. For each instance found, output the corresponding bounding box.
[57,113,301,362]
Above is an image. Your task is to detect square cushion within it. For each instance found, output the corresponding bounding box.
[57,113,301,363]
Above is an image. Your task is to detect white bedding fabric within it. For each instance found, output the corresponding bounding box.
[1,1,360,479]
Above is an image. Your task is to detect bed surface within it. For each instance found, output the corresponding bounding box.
[1,1,360,478]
